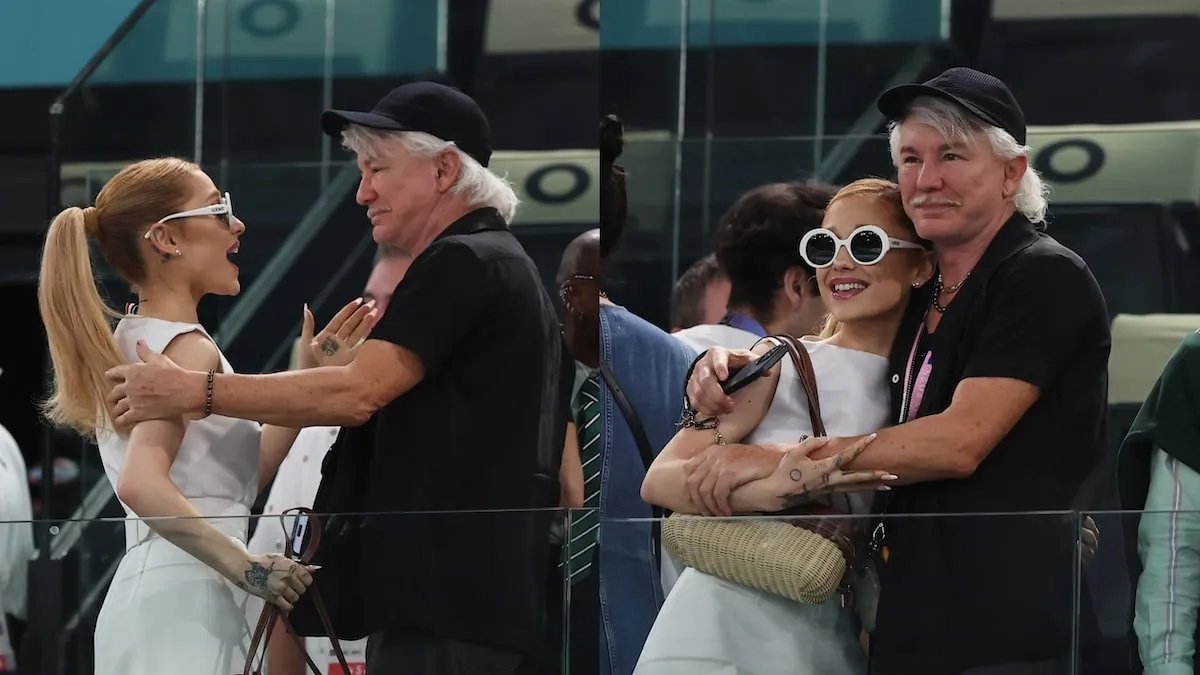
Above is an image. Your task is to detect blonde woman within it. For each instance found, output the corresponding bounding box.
[37,158,375,675]
[638,179,931,674]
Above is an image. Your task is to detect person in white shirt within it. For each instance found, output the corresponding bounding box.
[663,181,834,595]
[668,254,729,333]
[0,412,33,675]
[673,181,834,354]
[248,245,411,675]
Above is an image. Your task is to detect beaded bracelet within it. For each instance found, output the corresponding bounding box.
[204,369,214,417]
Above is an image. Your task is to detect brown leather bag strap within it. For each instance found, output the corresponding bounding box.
[244,600,276,674]
[242,508,352,675]
[773,334,825,437]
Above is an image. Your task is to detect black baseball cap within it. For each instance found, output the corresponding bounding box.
[876,67,1027,145]
[321,81,493,167]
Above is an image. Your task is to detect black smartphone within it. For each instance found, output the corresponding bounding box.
[721,343,788,396]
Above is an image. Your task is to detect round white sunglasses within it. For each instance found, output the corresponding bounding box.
[799,225,924,268]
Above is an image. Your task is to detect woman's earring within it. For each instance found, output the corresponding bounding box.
[174,250,182,256]
[911,281,921,288]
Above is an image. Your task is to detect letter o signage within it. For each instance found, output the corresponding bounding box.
[1033,139,1106,184]
[526,164,590,205]
[239,0,301,38]
[576,0,599,30]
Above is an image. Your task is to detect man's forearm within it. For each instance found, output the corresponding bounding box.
[828,413,973,484]
[208,367,370,427]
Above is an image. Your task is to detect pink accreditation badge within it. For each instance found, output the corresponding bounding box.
[906,351,933,422]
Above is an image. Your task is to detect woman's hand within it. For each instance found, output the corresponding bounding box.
[232,553,315,613]
[745,435,897,512]
[297,298,378,369]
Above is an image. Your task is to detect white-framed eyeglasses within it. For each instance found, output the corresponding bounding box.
[143,192,235,239]
[799,224,925,268]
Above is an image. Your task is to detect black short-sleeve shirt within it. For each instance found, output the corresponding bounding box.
[871,215,1111,673]
[310,208,571,662]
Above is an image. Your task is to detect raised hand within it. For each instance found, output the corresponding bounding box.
[298,298,379,369]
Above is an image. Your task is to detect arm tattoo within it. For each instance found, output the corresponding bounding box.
[319,337,340,356]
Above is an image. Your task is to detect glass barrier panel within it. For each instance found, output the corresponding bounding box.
[600,0,686,128]
[1076,509,1140,674]
[601,511,1084,674]
[698,0,947,140]
[15,509,575,675]
[201,0,444,166]
[19,508,1200,673]
[62,0,200,163]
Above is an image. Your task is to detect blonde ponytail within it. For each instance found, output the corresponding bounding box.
[38,207,126,436]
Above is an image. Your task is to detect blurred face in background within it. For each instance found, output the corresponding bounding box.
[557,230,602,368]
[699,276,731,326]
[363,254,413,317]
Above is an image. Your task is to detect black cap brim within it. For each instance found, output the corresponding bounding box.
[321,109,408,139]
[876,83,1005,132]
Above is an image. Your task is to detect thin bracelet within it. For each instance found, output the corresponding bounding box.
[204,369,214,417]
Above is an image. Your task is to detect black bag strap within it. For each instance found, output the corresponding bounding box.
[597,361,665,564]
[599,361,656,473]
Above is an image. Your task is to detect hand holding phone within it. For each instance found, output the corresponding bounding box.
[720,343,788,396]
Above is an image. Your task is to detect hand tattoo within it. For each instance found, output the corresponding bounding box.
[243,560,275,596]
[319,337,340,356]
[777,491,812,510]
[779,464,834,509]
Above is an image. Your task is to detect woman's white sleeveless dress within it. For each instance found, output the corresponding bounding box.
[635,339,891,675]
[93,317,262,675]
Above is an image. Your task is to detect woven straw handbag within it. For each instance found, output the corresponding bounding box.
[662,334,861,605]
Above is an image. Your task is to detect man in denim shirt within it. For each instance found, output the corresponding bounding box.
[553,116,697,675]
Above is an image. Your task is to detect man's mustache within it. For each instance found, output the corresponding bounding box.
[911,195,962,207]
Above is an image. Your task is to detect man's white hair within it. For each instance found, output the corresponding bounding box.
[888,96,1050,224]
[341,125,520,224]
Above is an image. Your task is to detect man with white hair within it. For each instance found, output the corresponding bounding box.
[682,68,1111,674]
[105,81,573,675]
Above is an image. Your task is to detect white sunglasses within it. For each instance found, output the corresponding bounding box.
[799,225,924,268]
[143,192,235,239]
